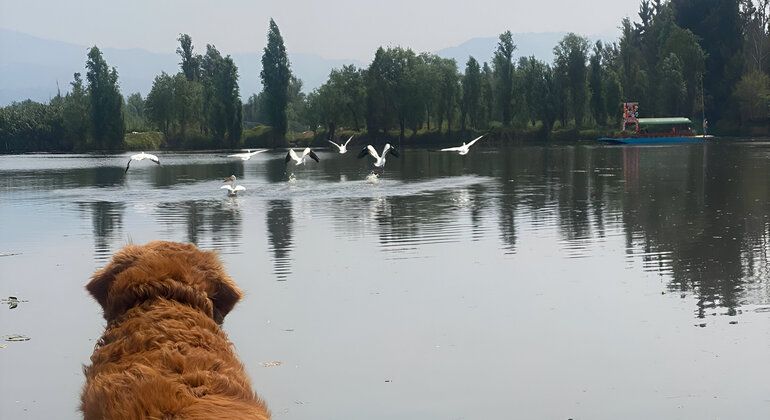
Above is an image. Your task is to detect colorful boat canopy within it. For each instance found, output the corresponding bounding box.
[637,117,692,127]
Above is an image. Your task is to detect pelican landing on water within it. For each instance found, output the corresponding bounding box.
[221,184,246,196]
[440,135,484,155]
[285,148,320,166]
[328,135,354,154]
[228,149,267,161]
[358,144,399,168]
[125,152,160,173]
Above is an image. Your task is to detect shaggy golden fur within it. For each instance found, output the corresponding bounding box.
[81,241,269,420]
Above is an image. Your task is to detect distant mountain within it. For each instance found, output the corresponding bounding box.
[437,32,568,65]
[0,29,618,106]
[0,29,363,105]
[436,31,618,66]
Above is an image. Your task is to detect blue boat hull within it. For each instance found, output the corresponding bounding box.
[598,136,705,145]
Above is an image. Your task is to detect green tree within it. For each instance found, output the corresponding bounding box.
[200,45,242,147]
[332,65,366,131]
[589,41,606,125]
[493,31,516,126]
[660,26,706,117]
[672,0,744,121]
[365,46,421,140]
[554,33,590,127]
[124,92,148,132]
[86,46,124,150]
[460,57,482,131]
[740,0,769,74]
[600,42,623,125]
[172,73,203,141]
[260,18,291,147]
[62,72,90,150]
[435,57,460,134]
[657,53,687,116]
[146,72,175,137]
[518,56,549,128]
[733,70,770,123]
[177,34,201,82]
[313,65,366,138]
[480,62,494,128]
[619,18,648,108]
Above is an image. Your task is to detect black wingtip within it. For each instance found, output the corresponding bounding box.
[284,151,292,164]
[309,150,320,162]
[357,147,369,159]
[125,160,131,173]
[389,146,400,158]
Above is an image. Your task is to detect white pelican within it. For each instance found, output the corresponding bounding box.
[328,135,354,154]
[285,148,320,166]
[365,172,380,184]
[228,149,267,161]
[357,143,399,168]
[440,135,484,155]
[221,184,246,196]
[125,152,160,172]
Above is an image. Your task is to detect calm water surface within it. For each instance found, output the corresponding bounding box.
[2,141,770,419]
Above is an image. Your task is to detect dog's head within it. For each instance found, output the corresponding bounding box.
[86,241,242,324]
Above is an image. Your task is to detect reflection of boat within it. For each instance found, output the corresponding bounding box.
[599,102,714,145]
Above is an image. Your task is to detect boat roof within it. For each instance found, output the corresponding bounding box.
[638,117,692,126]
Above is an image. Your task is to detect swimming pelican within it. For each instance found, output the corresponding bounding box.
[285,148,320,166]
[328,135,354,154]
[440,135,484,155]
[228,149,267,161]
[357,143,399,168]
[125,152,160,172]
[221,184,246,196]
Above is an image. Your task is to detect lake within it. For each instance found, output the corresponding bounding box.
[1,141,770,419]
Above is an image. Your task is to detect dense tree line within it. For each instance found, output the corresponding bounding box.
[144,35,242,148]
[301,0,768,139]
[0,46,124,152]
[1,1,768,152]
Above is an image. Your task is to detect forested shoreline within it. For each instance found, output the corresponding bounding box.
[1,0,768,153]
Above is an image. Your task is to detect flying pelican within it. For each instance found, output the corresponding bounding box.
[328,135,354,154]
[285,148,320,166]
[357,143,399,168]
[125,152,160,173]
[221,184,246,196]
[228,149,267,161]
[440,135,484,155]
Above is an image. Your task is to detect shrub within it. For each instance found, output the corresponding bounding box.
[124,131,164,150]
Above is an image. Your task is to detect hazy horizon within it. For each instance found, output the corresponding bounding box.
[1,0,639,61]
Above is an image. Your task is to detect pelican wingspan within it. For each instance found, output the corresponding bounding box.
[466,135,484,147]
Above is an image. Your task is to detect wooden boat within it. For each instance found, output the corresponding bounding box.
[598,103,712,144]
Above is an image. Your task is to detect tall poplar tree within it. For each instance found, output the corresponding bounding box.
[260,18,291,147]
[86,46,124,150]
[177,34,201,82]
[493,31,516,126]
[461,57,482,131]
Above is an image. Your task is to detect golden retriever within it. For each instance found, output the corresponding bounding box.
[81,241,269,419]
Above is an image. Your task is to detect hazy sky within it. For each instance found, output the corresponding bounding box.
[1,0,641,61]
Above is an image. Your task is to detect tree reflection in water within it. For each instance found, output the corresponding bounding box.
[266,200,294,280]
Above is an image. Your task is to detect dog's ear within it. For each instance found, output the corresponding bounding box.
[211,275,242,324]
[86,246,141,311]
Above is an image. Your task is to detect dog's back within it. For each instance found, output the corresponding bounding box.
[81,241,269,419]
